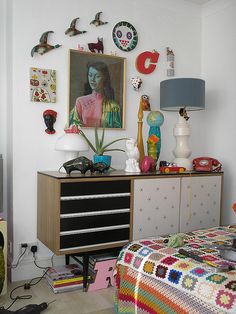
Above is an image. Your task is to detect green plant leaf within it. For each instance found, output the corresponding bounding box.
[79,129,97,153]
[102,137,128,150]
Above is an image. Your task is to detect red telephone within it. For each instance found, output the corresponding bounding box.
[192,157,222,172]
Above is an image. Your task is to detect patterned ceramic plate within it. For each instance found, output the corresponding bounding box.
[112,21,138,52]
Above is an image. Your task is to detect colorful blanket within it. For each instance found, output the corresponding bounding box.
[115,226,236,313]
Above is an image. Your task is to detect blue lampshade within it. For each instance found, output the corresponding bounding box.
[160,78,205,111]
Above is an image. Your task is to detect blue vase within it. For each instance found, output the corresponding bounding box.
[93,155,112,166]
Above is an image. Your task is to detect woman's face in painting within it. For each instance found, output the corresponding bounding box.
[88,67,104,93]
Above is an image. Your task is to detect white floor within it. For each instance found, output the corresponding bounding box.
[0,279,115,314]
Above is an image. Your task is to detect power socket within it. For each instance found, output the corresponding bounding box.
[20,242,38,255]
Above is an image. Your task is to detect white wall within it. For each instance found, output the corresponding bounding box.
[3,0,206,281]
[202,0,236,225]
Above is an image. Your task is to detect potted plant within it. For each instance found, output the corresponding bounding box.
[79,126,127,166]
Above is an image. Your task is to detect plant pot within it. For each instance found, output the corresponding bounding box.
[93,155,112,167]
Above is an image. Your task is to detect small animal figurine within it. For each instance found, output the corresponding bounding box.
[90,12,108,27]
[179,107,189,121]
[65,17,87,37]
[88,37,104,53]
[31,31,61,57]
[43,109,57,134]
[62,156,94,175]
[130,77,142,91]
[93,162,110,173]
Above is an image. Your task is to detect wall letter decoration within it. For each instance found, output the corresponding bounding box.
[136,50,160,74]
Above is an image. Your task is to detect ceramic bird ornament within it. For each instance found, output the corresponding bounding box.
[65,17,87,37]
[31,31,61,57]
[90,12,108,27]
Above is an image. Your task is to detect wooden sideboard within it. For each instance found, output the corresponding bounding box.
[37,170,223,255]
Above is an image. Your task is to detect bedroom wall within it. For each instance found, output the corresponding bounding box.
[202,0,236,225]
[2,0,205,281]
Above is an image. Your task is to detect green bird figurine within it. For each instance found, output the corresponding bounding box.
[90,12,108,27]
[31,31,61,57]
[65,17,87,37]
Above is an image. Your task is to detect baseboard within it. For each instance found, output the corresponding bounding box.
[10,255,65,282]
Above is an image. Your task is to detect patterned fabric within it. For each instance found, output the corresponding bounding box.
[115,226,236,313]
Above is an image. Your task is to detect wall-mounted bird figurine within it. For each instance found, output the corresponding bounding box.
[90,12,108,27]
[31,31,61,57]
[65,17,87,37]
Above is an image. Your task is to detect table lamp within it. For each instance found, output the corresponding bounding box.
[160,78,205,170]
[55,125,89,162]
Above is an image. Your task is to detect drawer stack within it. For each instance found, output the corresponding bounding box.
[37,173,131,255]
[60,180,131,252]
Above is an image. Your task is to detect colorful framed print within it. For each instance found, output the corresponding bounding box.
[68,50,126,129]
[30,68,56,103]
[112,21,138,52]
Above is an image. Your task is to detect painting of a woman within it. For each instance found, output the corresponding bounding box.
[68,51,126,129]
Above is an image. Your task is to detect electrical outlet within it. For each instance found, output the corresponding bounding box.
[19,242,38,255]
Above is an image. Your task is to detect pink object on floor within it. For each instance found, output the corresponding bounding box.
[88,259,116,291]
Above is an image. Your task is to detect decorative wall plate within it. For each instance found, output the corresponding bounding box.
[112,21,138,52]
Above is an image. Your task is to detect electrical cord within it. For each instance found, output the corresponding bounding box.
[2,252,54,311]
[8,247,27,269]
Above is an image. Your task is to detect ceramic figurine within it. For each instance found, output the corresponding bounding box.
[147,111,164,163]
[167,47,175,76]
[179,107,189,121]
[65,17,87,37]
[62,156,94,175]
[140,156,155,173]
[31,31,61,57]
[93,162,110,173]
[137,95,151,163]
[88,37,104,53]
[130,77,142,91]
[43,109,57,134]
[125,138,140,173]
[90,12,108,27]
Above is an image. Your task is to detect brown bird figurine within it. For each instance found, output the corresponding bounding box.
[65,17,87,37]
[90,12,108,27]
[31,31,61,57]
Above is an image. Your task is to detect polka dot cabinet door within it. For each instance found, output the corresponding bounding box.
[180,175,222,233]
[133,178,180,240]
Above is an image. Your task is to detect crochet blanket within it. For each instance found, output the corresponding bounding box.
[115,226,236,313]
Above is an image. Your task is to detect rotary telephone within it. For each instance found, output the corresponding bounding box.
[192,157,222,172]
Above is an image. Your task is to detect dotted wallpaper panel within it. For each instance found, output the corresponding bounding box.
[133,178,180,240]
[180,176,221,232]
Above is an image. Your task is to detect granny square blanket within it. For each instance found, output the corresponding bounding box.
[116,226,236,313]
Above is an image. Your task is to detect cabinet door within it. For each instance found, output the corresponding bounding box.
[180,175,222,232]
[133,178,180,240]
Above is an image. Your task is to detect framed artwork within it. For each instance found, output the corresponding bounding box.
[30,67,56,103]
[68,50,126,129]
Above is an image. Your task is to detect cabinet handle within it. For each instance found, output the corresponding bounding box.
[59,240,129,253]
[60,208,130,218]
[60,224,130,235]
[61,192,130,201]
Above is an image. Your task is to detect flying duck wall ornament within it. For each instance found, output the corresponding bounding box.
[90,12,108,27]
[65,17,87,37]
[31,31,62,57]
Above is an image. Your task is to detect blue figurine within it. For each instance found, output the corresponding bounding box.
[147,111,164,161]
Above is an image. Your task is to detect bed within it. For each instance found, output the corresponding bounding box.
[114,226,236,313]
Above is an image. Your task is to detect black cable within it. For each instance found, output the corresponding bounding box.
[3,252,54,310]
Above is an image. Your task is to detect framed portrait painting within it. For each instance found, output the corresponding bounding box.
[68,50,126,129]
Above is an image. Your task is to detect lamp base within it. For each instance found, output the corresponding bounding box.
[172,157,192,170]
[173,116,192,170]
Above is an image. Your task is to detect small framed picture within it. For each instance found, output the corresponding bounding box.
[30,67,56,103]
[68,50,126,129]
